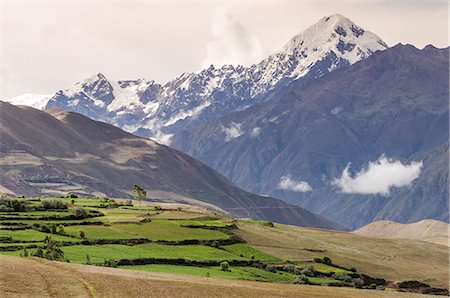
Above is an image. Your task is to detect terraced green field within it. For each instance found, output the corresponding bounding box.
[122,264,296,282]
[0,196,417,294]
[0,229,78,242]
[64,225,140,240]
[111,221,229,241]
[222,244,281,262]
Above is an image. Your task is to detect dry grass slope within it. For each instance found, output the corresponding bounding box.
[0,255,433,298]
[235,221,449,288]
[353,219,449,246]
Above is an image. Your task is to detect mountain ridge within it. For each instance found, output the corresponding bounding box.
[170,44,449,229]
[0,101,342,230]
[7,14,387,144]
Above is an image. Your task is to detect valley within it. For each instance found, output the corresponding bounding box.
[0,196,448,297]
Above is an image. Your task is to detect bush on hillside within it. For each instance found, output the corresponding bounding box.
[300,265,317,277]
[220,261,229,271]
[41,200,67,210]
[292,274,309,284]
[73,207,88,218]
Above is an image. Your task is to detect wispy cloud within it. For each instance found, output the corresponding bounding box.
[278,175,312,192]
[332,156,423,195]
[250,126,261,137]
[222,122,243,141]
[201,11,266,68]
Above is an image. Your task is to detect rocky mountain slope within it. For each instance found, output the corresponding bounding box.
[171,44,449,229]
[8,14,387,144]
[354,219,449,246]
[0,101,340,230]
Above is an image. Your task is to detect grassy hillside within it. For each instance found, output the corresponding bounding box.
[235,221,449,289]
[0,101,340,229]
[0,196,448,296]
[2,254,431,298]
[353,219,449,246]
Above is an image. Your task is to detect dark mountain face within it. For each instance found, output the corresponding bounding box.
[36,14,387,144]
[171,45,449,229]
[0,102,341,230]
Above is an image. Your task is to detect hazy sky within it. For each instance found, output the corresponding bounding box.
[1,0,448,98]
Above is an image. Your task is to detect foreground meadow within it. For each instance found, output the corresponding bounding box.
[0,196,448,296]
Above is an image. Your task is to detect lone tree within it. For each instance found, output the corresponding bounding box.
[133,184,146,206]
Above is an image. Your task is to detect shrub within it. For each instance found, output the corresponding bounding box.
[40,224,51,233]
[23,247,29,257]
[79,230,85,239]
[350,267,357,272]
[211,240,220,248]
[322,256,332,265]
[57,225,66,235]
[49,224,57,234]
[292,274,309,284]
[67,194,78,198]
[0,204,14,212]
[283,265,296,273]
[0,198,27,212]
[352,278,364,289]
[220,261,229,271]
[103,259,118,267]
[41,200,67,210]
[73,207,88,218]
[369,283,377,290]
[35,236,65,261]
[265,265,277,273]
[300,265,317,277]
[314,256,332,265]
[332,273,352,283]
[35,247,44,258]
[125,200,133,206]
[86,254,91,265]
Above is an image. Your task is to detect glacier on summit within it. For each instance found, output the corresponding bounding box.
[10,14,388,145]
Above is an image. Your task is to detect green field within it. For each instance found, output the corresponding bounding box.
[1,196,441,295]
[222,244,281,262]
[308,277,345,285]
[64,225,141,240]
[122,264,296,282]
[6,243,247,263]
[0,229,78,243]
[111,221,229,241]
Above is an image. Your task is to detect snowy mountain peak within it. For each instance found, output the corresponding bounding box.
[281,14,387,62]
[6,93,52,109]
[18,14,389,144]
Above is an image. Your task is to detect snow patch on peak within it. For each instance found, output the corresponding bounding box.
[7,93,52,109]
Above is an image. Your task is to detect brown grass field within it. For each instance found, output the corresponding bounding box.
[235,222,450,289]
[0,254,436,298]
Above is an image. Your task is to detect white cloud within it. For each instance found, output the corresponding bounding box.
[332,156,423,196]
[150,132,173,146]
[278,175,312,192]
[222,122,243,142]
[201,11,266,68]
[250,127,261,137]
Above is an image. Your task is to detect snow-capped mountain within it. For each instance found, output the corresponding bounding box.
[25,14,388,144]
[6,93,52,109]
